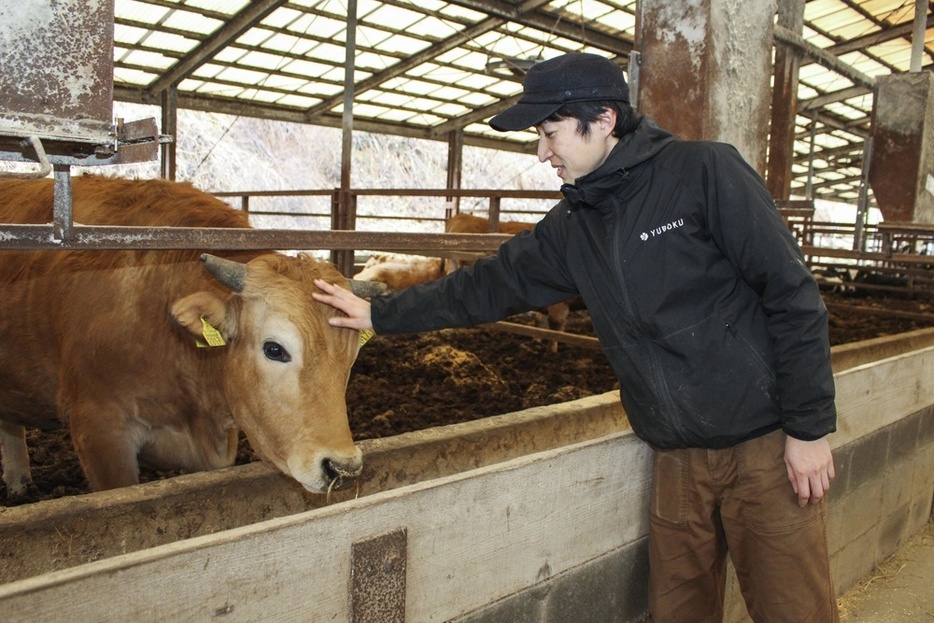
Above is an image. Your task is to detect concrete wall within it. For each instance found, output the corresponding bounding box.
[0,331,933,622]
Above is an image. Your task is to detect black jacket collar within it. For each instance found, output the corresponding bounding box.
[561,117,676,212]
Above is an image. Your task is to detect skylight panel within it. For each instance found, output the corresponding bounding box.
[192,63,223,79]
[214,47,249,64]
[430,102,469,117]
[114,23,147,46]
[405,15,459,39]
[424,83,471,102]
[393,79,436,96]
[145,31,200,53]
[237,27,276,47]
[277,93,319,108]
[354,51,399,71]
[290,15,345,39]
[123,50,176,70]
[246,89,282,104]
[262,6,304,29]
[349,103,393,118]
[240,51,289,71]
[261,32,302,54]
[841,52,888,77]
[804,0,848,22]
[378,33,432,55]
[163,9,221,36]
[298,81,342,97]
[309,42,349,65]
[356,25,393,48]
[283,59,334,79]
[364,5,424,28]
[216,66,272,86]
[114,66,158,86]
[185,0,248,13]
[438,2,486,22]
[358,91,409,107]
[116,0,170,23]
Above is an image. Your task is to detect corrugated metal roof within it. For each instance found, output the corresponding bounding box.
[109,0,932,204]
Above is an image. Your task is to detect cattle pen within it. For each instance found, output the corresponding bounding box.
[0,327,932,622]
[2,2,934,621]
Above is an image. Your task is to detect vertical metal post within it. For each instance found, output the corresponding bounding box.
[488,196,501,232]
[805,117,817,200]
[161,86,178,181]
[910,0,927,73]
[52,164,74,242]
[334,0,358,275]
[854,137,873,253]
[446,129,464,215]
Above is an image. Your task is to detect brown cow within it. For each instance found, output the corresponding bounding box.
[353,253,445,290]
[0,175,383,496]
[445,212,573,351]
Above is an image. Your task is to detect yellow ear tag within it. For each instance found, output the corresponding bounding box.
[359,329,375,347]
[197,316,227,348]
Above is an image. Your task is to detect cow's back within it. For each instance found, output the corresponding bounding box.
[0,176,253,427]
[444,212,533,235]
[0,175,250,228]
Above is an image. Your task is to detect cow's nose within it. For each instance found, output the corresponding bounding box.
[323,457,362,490]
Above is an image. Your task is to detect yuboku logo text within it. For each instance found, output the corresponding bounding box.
[640,218,685,241]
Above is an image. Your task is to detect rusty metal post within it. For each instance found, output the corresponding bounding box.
[334,0,359,276]
[766,0,805,200]
[52,165,74,243]
[636,0,775,173]
[161,86,178,181]
[488,196,502,232]
[446,129,464,215]
[869,73,934,224]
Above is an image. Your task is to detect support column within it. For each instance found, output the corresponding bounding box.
[766,0,805,199]
[869,72,934,224]
[446,129,464,217]
[160,86,178,181]
[635,0,776,174]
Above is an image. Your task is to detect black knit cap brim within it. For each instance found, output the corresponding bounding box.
[489,53,629,132]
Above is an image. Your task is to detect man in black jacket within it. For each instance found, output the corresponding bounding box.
[314,53,838,622]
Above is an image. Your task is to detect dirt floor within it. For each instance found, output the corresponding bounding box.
[838,518,934,622]
[2,290,933,507]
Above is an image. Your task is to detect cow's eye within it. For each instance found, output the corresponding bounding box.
[263,341,291,362]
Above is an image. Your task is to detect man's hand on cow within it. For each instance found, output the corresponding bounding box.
[784,435,835,508]
[313,279,374,331]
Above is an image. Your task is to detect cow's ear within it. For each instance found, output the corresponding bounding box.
[170,292,238,341]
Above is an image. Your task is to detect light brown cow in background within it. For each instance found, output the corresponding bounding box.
[353,253,446,291]
[0,175,384,497]
[444,212,573,352]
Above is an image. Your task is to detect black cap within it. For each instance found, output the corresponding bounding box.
[489,53,629,132]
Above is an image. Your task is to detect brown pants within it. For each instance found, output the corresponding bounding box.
[647,430,839,623]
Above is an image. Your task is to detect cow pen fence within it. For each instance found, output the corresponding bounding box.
[0,327,932,622]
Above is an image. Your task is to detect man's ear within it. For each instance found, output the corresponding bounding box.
[597,107,617,136]
[170,292,238,341]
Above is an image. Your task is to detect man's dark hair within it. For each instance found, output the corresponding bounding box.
[546,100,641,138]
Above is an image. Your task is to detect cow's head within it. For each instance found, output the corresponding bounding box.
[171,253,385,493]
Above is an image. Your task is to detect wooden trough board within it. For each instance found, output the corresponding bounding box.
[0,432,653,622]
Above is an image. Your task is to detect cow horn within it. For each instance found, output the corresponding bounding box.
[348,279,389,298]
[201,254,247,292]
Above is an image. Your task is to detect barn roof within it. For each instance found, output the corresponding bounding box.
[103,1,934,204]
